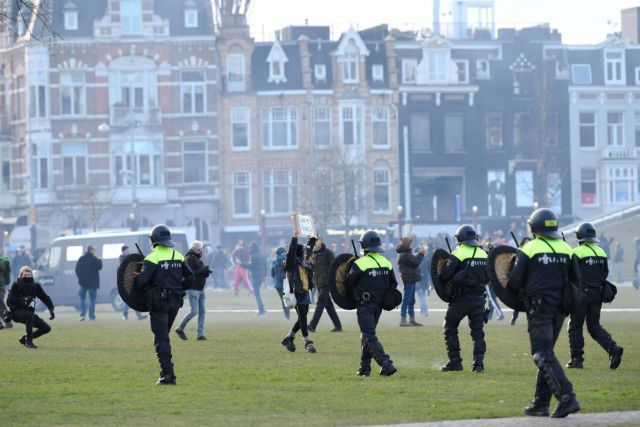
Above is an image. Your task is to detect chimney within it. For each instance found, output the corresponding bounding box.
[433,0,440,36]
[621,7,640,44]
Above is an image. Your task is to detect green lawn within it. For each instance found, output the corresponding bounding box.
[1,287,639,426]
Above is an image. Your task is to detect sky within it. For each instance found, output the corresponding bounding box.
[246,0,640,44]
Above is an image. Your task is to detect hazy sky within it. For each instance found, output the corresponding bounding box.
[247,0,639,44]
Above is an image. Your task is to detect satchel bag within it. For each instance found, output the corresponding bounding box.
[382,287,403,311]
[281,278,297,309]
[601,280,617,303]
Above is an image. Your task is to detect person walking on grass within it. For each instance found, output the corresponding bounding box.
[75,245,102,321]
[175,240,212,341]
[280,229,316,354]
[271,247,290,320]
[308,237,342,332]
[244,241,268,316]
[396,235,425,327]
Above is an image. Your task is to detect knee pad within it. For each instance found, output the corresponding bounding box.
[533,351,552,368]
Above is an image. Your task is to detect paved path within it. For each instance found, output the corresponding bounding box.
[367,410,640,427]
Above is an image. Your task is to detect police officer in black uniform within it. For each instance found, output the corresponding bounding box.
[566,222,623,370]
[508,208,581,418]
[137,225,193,385]
[438,224,488,373]
[7,266,55,349]
[345,230,398,377]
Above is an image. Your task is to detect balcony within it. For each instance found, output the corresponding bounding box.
[110,107,161,127]
[601,147,638,160]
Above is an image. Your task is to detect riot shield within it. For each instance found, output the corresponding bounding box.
[430,248,454,303]
[117,253,149,313]
[487,245,526,311]
[328,253,358,310]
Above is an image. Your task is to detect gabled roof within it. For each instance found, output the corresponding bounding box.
[266,39,289,64]
[252,42,303,91]
[335,27,370,57]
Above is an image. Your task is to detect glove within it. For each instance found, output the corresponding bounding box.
[49,311,55,320]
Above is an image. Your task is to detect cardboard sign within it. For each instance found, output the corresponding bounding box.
[293,213,317,238]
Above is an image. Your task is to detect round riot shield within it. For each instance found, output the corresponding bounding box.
[117,253,149,312]
[430,248,454,303]
[328,253,358,310]
[487,245,526,311]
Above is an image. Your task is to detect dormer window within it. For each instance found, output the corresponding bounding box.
[266,40,288,84]
[64,1,79,31]
[184,1,198,28]
[604,50,624,85]
[342,40,359,83]
[120,0,142,35]
[314,64,326,81]
[372,65,384,82]
[402,59,417,84]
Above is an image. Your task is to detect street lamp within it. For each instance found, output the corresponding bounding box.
[99,120,142,231]
[472,205,478,230]
[397,205,404,239]
[259,209,266,249]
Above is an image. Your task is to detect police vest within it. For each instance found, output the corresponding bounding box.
[353,252,393,302]
[144,245,186,290]
[450,243,488,291]
[573,243,607,288]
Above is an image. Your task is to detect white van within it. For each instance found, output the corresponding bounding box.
[34,230,189,311]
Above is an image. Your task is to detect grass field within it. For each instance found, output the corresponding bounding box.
[1,286,639,426]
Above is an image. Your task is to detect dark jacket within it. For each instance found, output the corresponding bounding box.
[396,244,424,284]
[508,237,581,309]
[0,255,10,287]
[245,243,268,285]
[573,243,608,288]
[185,250,210,291]
[7,278,54,312]
[284,237,313,294]
[211,248,229,270]
[75,252,103,289]
[440,244,488,297]
[345,251,398,305]
[138,245,193,291]
[310,244,335,289]
[271,253,286,287]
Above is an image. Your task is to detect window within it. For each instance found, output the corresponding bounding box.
[181,71,205,114]
[515,170,534,207]
[607,112,624,146]
[102,243,125,260]
[31,143,49,189]
[113,140,162,187]
[340,104,364,145]
[262,107,298,149]
[476,60,490,79]
[635,112,640,147]
[120,0,142,34]
[454,60,469,83]
[62,142,87,186]
[232,171,251,217]
[1,145,10,191]
[580,168,597,205]
[313,106,331,147]
[231,107,250,150]
[607,167,636,204]
[579,112,596,148]
[66,246,83,262]
[29,71,47,118]
[604,50,624,84]
[108,69,158,111]
[410,113,430,151]
[184,8,198,28]
[402,59,417,84]
[227,53,245,91]
[263,170,298,215]
[372,107,389,147]
[372,65,384,82]
[373,168,390,213]
[342,40,359,83]
[427,51,447,82]
[444,114,464,152]
[513,113,531,146]
[513,71,532,96]
[60,72,85,116]
[64,11,78,30]
[314,64,326,81]
[269,60,285,82]
[486,113,503,149]
[183,141,207,183]
[571,64,592,85]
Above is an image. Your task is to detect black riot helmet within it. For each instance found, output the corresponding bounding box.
[576,222,599,243]
[454,224,481,247]
[359,230,384,253]
[149,224,175,248]
[527,208,561,239]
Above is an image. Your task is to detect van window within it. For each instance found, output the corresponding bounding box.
[102,243,124,260]
[49,246,62,268]
[66,245,83,262]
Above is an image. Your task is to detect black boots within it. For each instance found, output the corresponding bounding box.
[551,394,580,418]
[524,397,550,417]
[18,335,37,349]
[281,336,296,352]
[442,352,463,371]
[472,356,484,373]
[156,375,176,385]
[609,346,624,370]
[565,357,583,369]
[368,339,397,376]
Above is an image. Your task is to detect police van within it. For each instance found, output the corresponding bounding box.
[33,230,189,311]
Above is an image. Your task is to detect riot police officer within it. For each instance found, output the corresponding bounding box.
[137,225,193,385]
[438,224,488,373]
[566,222,623,370]
[345,230,398,377]
[508,208,581,418]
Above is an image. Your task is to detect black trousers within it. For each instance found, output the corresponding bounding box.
[149,293,182,378]
[11,308,51,342]
[357,302,392,368]
[309,286,342,329]
[291,303,309,337]
[443,295,486,360]
[568,287,616,358]
[527,309,574,404]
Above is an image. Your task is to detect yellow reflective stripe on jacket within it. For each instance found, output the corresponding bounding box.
[354,253,392,271]
[521,237,572,258]
[144,245,185,264]
[451,244,488,261]
[573,243,607,259]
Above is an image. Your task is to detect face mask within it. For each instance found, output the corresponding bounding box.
[22,277,34,283]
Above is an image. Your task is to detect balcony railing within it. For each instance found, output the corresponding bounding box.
[110,107,161,127]
[601,147,638,160]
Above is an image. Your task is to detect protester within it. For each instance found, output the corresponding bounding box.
[75,245,102,321]
[271,247,290,319]
[613,241,625,283]
[416,241,432,317]
[175,240,211,340]
[11,245,32,281]
[210,245,229,290]
[0,251,12,329]
[308,237,342,332]
[396,235,425,327]
[244,241,267,315]
[232,240,253,295]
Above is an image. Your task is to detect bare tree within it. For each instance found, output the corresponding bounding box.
[55,187,113,233]
[1,0,57,42]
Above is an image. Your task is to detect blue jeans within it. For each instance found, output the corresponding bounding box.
[178,290,206,337]
[416,288,428,315]
[400,282,416,317]
[79,288,97,319]
[253,276,266,314]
